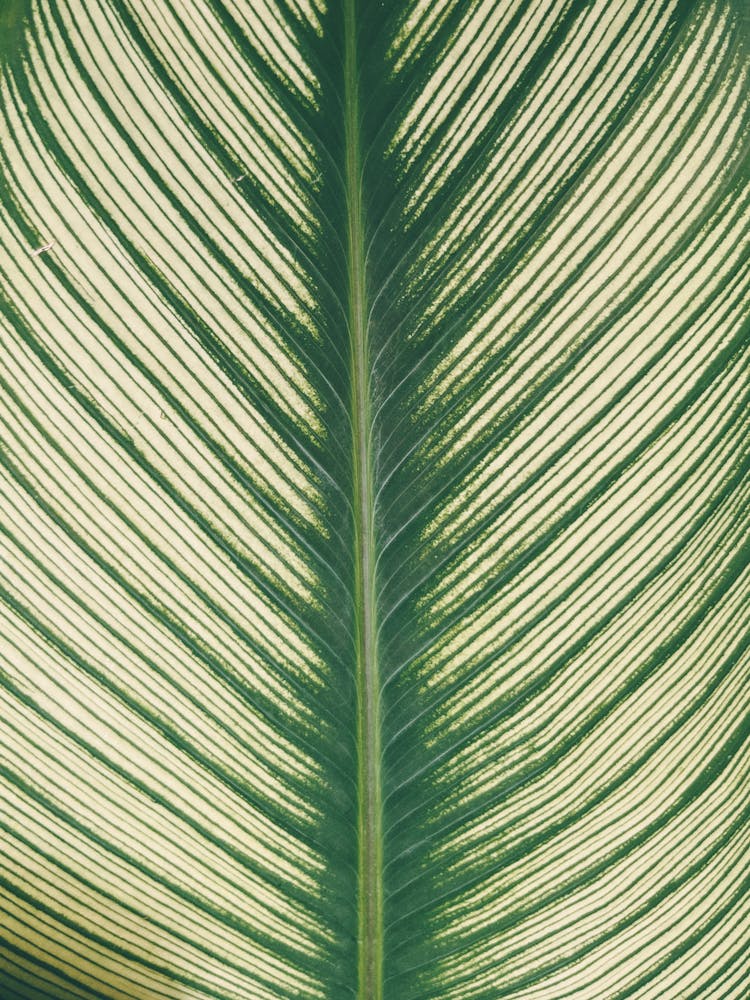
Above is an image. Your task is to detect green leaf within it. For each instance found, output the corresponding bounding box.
[1,1,748,998]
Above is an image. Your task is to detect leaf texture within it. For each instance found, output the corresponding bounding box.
[0,1,748,998]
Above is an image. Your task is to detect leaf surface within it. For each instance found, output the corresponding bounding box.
[0,1,749,998]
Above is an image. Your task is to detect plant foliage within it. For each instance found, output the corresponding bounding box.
[0,0,749,997]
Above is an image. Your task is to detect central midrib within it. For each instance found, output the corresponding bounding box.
[343,0,384,997]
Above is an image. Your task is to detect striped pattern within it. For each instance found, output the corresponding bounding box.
[1,1,748,998]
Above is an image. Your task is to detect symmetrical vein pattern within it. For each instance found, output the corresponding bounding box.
[0,1,748,998]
